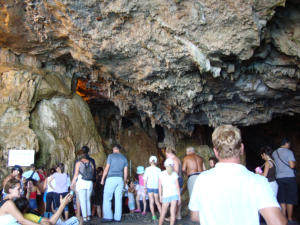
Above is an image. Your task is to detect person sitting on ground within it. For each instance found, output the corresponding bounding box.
[14,195,80,225]
[2,165,23,199]
[208,156,218,168]
[135,166,147,215]
[158,158,181,225]
[0,178,43,225]
[257,146,278,197]
[189,124,287,225]
[144,156,162,221]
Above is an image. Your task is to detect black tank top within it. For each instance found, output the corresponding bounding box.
[266,160,276,182]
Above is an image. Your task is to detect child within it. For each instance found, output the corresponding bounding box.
[127,180,136,213]
[92,167,103,218]
[209,157,218,168]
[25,178,41,211]
[144,156,162,221]
[135,166,147,215]
[158,158,180,225]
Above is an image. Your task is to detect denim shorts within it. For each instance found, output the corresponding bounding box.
[128,202,135,210]
[147,188,159,194]
[162,195,179,203]
[29,199,38,210]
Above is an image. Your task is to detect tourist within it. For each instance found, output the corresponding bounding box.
[71,150,94,223]
[48,163,70,219]
[257,146,278,197]
[101,144,128,222]
[208,156,218,168]
[272,138,298,223]
[158,158,180,225]
[2,165,23,199]
[182,147,205,197]
[25,179,40,211]
[22,164,40,182]
[0,178,42,225]
[81,146,96,182]
[143,156,162,221]
[127,180,136,213]
[134,166,147,215]
[189,124,286,225]
[92,167,103,218]
[44,168,56,218]
[165,147,183,220]
[14,195,79,225]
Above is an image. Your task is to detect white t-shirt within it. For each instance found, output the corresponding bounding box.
[144,166,161,189]
[189,163,279,225]
[159,170,178,198]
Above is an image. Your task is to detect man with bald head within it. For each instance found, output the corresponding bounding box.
[182,147,205,197]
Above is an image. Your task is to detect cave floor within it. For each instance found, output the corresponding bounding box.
[88,213,198,225]
[87,212,298,225]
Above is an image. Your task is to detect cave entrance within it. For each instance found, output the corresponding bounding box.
[240,115,300,173]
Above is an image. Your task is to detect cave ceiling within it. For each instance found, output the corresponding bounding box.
[0,0,300,133]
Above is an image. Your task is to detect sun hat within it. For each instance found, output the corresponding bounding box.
[149,155,157,163]
[136,166,145,174]
[164,158,174,167]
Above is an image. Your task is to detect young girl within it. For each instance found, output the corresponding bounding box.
[135,166,147,215]
[144,156,162,221]
[158,158,180,225]
[127,180,136,213]
[25,179,41,211]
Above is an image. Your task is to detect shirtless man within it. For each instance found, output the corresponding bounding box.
[182,147,205,197]
[165,147,183,220]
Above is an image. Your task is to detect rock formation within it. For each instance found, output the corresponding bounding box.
[0,0,299,181]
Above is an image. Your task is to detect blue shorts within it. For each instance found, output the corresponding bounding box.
[162,195,179,203]
[128,202,135,210]
[29,199,38,210]
[147,188,158,194]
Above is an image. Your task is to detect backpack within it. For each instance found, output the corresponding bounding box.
[79,161,94,181]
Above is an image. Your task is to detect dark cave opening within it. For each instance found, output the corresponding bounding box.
[241,114,300,172]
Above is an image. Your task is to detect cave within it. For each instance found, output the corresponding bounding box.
[0,0,300,221]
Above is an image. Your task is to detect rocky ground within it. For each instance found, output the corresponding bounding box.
[89,213,198,225]
[87,210,300,225]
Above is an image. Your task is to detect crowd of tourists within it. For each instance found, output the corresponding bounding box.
[0,125,298,225]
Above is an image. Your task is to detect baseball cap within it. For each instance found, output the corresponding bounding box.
[164,158,174,167]
[149,156,157,163]
[136,166,145,174]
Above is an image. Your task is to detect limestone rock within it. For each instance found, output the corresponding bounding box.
[1,0,299,133]
[30,94,106,174]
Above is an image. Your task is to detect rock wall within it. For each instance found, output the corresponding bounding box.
[0,49,106,181]
[0,0,299,184]
[0,0,299,135]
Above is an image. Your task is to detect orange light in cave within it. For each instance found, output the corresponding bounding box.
[76,79,91,102]
[76,78,110,102]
